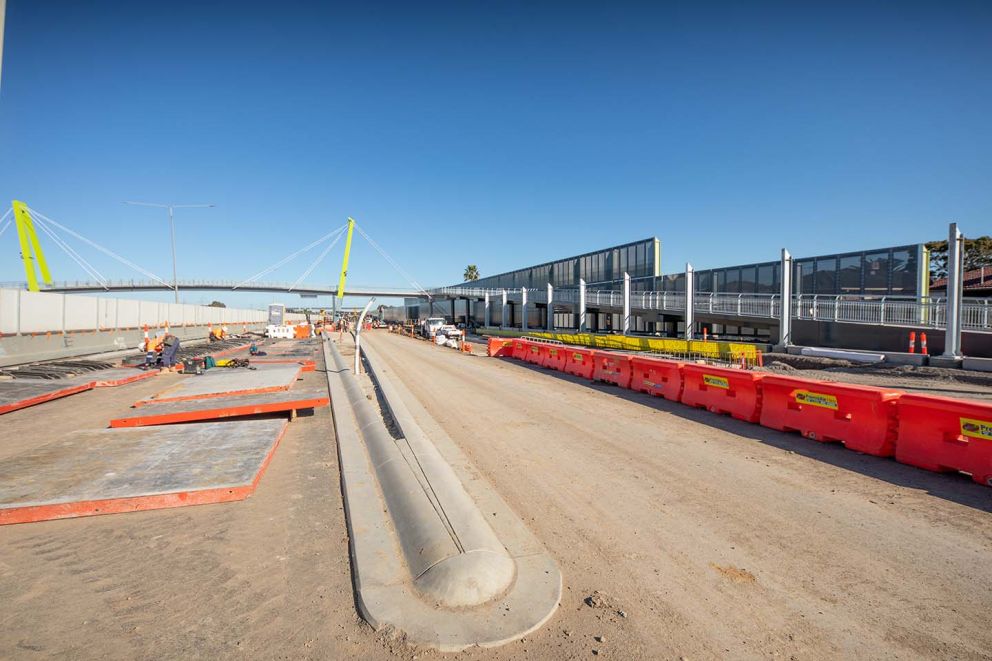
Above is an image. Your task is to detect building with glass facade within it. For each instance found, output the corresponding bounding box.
[663,244,929,298]
[454,240,927,299]
[459,238,662,291]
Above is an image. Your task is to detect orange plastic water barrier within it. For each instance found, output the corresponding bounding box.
[487,338,513,357]
[895,394,992,486]
[759,375,901,456]
[630,356,684,402]
[525,342,544,365]
[541,344,569,371]
[511,339,530,361]
[681,365,765,423]
[592,351,633,388]
[562,346,596,379]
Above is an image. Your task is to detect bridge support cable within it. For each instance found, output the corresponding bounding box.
[289,228,347,292]
[26,206,172,289]
[353,223,429,297]
[0,207,12,240]
[30,214,109,289]
[233,223,347,290]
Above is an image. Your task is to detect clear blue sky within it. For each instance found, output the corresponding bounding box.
[1,1,989,308]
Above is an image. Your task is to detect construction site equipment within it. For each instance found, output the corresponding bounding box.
[541,344,568,371]
[896,394,992,486]
[680,365,766,423]
[495,337,992,487]
[110,388,329,428]
[487,338,513,357]
[562,346,596,379]
[592,352,633,388]
[759,376,902,456]
[0,419,288,525]
[630,356,684,402]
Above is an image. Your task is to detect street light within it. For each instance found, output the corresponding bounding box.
[125,201,215,302]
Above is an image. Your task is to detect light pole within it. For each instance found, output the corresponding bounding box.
[125,201,214,302]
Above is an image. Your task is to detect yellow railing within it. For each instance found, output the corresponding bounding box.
[485,329,758,363]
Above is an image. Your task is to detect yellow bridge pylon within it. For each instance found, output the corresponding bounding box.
[12,201,52,292]
[336,217,355,300]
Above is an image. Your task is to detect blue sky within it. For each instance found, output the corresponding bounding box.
[1,1,990,308]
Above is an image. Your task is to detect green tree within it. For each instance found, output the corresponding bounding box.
[208,300,226,308]
[926,236,992,280]
[463,264,480,281]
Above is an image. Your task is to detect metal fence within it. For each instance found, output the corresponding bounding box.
[439,285,992,332]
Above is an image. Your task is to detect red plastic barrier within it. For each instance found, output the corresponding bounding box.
[524,341,544,365]
[759,375,901,456]
[630,356,684,402]
[592,351,633,388]
[562,346,596,379]
[895,394,992,486]
[681,365,765,422]
[487,338,513,357]
[511,339,529,361]
[541,344,568,371]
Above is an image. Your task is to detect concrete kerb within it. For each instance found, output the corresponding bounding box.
[322,338,562,651]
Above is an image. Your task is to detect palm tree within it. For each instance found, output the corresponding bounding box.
[463,264,480,282]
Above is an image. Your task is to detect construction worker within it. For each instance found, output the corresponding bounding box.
[209,326,224,342]
[142,332,165,369]
[161,332,181,369]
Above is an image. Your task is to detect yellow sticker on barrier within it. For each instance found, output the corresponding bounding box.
[960,417,992,440]
[795,390,839,410]
[703,375,730,389]
[573,353,584,362]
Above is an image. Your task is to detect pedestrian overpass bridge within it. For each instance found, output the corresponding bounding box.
[0,279,430,298]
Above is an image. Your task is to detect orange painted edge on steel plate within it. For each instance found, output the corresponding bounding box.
[109,395,329,428]
[0,383,94,416]
[133,366,304,407]
[0,422,288,526]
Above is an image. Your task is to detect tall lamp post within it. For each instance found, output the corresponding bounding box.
[125,201,214,302]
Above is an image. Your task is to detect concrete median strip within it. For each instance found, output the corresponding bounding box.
[323,338,561,651]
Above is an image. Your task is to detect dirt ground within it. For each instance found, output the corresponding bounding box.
[364,330,992,660]
[0,365,383,660]
[1,336,991,660]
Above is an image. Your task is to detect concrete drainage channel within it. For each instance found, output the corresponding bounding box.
[323,337,561,651]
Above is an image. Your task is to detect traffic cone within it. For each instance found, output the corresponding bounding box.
[908,331,916,354]
[921,332,928,355]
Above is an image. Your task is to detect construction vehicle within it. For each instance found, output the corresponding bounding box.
[420,317,446,339]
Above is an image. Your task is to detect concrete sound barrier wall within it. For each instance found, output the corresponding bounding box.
[0,288,305,366]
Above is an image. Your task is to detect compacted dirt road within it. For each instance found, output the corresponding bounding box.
[365,331,992,660]
[2,335,991,660]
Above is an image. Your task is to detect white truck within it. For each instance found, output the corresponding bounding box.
[420,317,446,339]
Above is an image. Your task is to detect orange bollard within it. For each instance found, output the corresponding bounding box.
[703,328,708,342]
[908,331,916,354]
[920,332,928,355]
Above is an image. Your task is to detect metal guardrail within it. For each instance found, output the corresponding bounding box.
[439,285,992,332]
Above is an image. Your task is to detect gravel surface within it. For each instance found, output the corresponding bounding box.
[364,330,992,660]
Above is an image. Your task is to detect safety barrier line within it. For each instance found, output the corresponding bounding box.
[495,338,992,487]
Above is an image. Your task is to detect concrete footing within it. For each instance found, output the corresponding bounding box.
[323,338,561,651]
